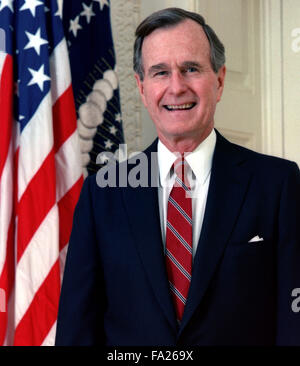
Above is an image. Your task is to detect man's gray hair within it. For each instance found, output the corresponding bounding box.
[133,7,225,81]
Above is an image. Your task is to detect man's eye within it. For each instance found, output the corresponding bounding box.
[154,71,168,77]
[186,67,198,73]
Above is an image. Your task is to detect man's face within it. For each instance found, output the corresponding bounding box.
[135,19,226,150]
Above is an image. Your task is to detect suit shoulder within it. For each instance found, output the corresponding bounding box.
[78,172,102,199]
[230,142,299,174]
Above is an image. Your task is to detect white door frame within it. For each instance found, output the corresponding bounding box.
[259,0,284,158]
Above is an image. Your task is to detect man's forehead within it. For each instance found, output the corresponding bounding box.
[141,19,210,59]
[143,19,207,44]
[153,18,203,32]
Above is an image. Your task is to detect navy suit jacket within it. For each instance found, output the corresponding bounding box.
[55,130,300,346]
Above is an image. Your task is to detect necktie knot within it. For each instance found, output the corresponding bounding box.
[173,156,191,190]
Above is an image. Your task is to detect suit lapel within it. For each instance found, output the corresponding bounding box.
[178,131,253,336]
[121,141,178,332]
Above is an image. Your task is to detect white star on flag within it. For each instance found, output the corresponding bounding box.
[81,3,95,24]
[28,64,50,92]
[24,28,48,56]
[20,0,43,17]
[69,15,82,37]
[109,126,117,135]
[104,139,113,149]
[98,152,110,165]
[0,0,14,12]
[93,0,109,11]
[115,113,122,122]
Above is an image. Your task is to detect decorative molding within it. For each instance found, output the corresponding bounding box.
[110,0,142,154]
[229,0,256,94]
[217,128,255,150]
[259,0,284,158]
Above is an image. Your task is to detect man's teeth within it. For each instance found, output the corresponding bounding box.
[165,103,195,110]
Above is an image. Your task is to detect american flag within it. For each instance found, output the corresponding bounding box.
[0,0,83,346]
[62,0,125,177]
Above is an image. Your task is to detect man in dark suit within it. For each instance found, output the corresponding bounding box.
[55,8,300,346]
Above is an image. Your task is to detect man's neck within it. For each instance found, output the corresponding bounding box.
[157,126,214,154]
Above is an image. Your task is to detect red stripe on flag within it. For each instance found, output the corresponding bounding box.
[13,148,20,217]
[0,217,15,345]
[0,54,15,346]
[0,54,13,180]
[13,260,61,346]
[17,151,56,262]
[13,177,83,345]
[58,177,83,251]
[52,86,77,153]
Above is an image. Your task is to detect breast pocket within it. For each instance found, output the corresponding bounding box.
[220,238,276,283]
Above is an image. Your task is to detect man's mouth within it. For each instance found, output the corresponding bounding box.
[164,103,196,111]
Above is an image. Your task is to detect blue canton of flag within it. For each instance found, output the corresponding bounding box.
[1,0,63,127]
[62,0,125,177]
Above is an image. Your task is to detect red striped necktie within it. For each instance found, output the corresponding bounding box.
[165,157,193,323]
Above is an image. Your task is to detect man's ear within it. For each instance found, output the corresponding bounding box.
[135,73,147,108]
[216,65,226,103]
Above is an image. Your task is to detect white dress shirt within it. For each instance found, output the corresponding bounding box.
[157,129,216,259]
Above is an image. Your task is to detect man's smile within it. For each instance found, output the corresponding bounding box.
[163,103,196,111]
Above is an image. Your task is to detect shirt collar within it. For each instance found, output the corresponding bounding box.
[157,129,216,187]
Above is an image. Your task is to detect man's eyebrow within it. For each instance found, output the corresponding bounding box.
[147,63,168,75]
[181,61,203,69]
[147,61,204,75]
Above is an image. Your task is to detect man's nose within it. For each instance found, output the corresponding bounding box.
[168,71,188,95]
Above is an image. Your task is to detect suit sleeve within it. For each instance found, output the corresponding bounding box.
[276,162,300,345]
[55,176,105,345]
